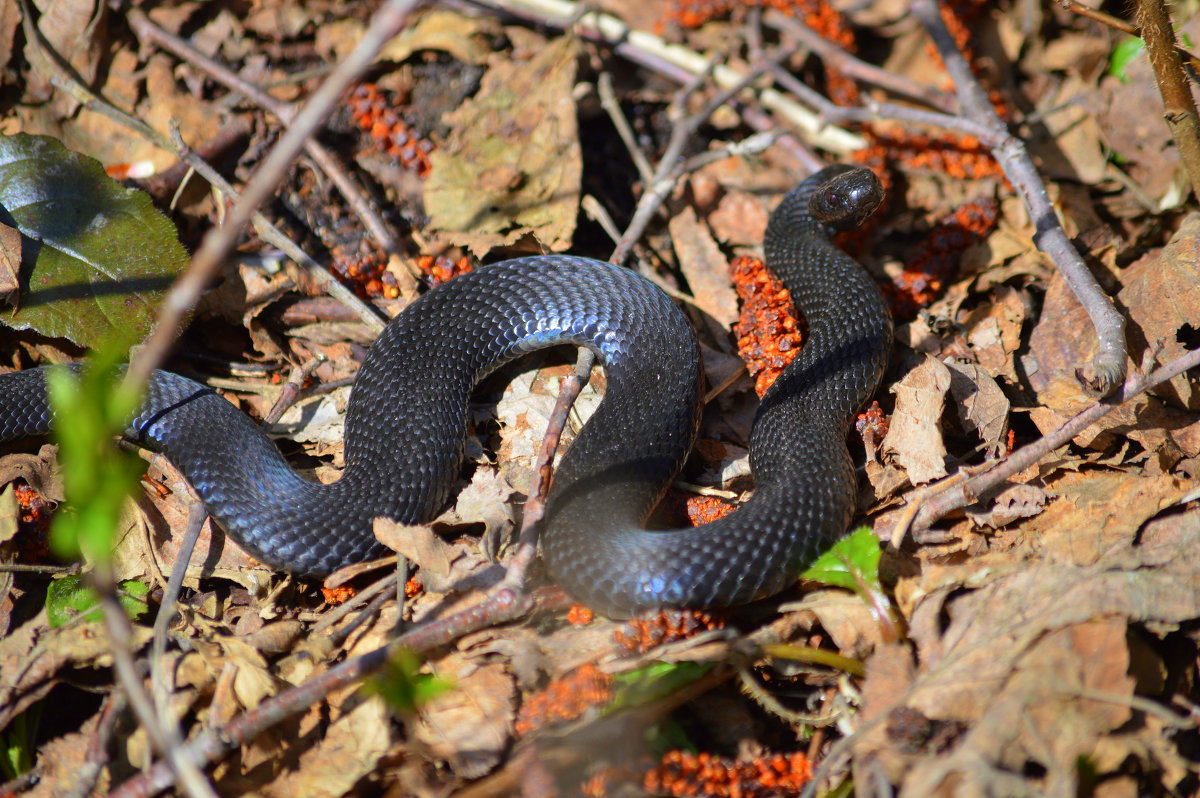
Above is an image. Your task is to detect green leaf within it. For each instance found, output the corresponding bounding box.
[367,648,454,714]
[46,573,149,627]
[0,133,187,347]
[801,526,882,593]
[611,661,710,710]
[47,333,145,565]
[1108,37,1144,84]
[0,703,40,780]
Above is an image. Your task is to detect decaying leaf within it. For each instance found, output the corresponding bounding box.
[881,356,951,484]
[424,35,582,254]
[0,219,20,305]
[669,205,739,331]
[413,649,516,778]
[0,133,188,346]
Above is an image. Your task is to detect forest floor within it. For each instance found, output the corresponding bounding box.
[0,0,1199,796]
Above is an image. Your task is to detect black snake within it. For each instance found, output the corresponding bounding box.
[0,164,891,617]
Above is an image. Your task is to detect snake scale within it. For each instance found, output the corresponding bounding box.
[0,164,891,617]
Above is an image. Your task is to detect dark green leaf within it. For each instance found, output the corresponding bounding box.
[801,526,882,593]
[0,133,187,347]
[46,574,149,627]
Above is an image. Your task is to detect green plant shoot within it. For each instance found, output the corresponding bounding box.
[47,333,146,566]
[367,647,454,715]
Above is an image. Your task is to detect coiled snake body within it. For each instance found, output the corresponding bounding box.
[0,165,891,617]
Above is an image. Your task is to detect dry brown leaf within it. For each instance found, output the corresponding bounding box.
[964,482,1053,529]
[862,510,1200,794]
[707,189,769,247]
[25,710,108,797]
[379,8,497,65]
[0,446,64,503]
[0,608,152,730]
[945,361,1009,453]
[435,465,517,555]
[26,0,106,115]
[267,691,393,798]
[1024,471,1192,566]
[960,285,1025,382]
[0,220,20,306]
[669,205,739,331]
[140,53,224,171]
[414,649,516,778]
[425,35,581,255]
[1118,212,1200,411]
[374,518,492,595]
[881,356,951,484]
[1029,74,1107,184]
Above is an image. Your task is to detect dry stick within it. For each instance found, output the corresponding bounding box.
[108,586,529,798]
[1058,0,1200,80]
[901,345,1200,536]
[262,353,329,426]
[126,11,423,292]
[596,72,654,184]
[61,691,125,798]
[1135,0,1200,199]
[100,594,219,798]
[150,501,208,722]
[910,0,1128,394]
[764,57,997,143]
[123,0,423,402]
[0,562,74,574]
[501,351,593,592]
[469,0,863,154]
[762,10,956,113]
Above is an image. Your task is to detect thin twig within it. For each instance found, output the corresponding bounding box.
[896,345,1200,537]
[764,9,956,112]
[0,562,75,574]
[151,501,207,720]
[501,350,592,592]
[469,0,864,153]
[123,0,423,403]
[126,11,423,291]
[911,0,1128,394]
[262,354,328,426]
[108,587,530,798]
[1133,0,1200,198]
[101,593,218,798]
[596,71,654,183]
[1057,0,1200,80]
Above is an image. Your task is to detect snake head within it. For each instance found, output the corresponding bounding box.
[807,166,884,231]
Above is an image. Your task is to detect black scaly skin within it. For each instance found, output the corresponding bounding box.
[0,165,891,617]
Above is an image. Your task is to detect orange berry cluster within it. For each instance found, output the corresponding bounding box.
[659,0,856,105]
[515,663,614,735]
[14,481,52,536]
[321,585,357,604]
[884,197,998,319]
[644,750,813,797]
[566,604,595,625]
[12,481,52,563]
[934,0,1009,118]
[330,248,400,299]
[347,83,434,178]
[871,130,1004,181]
[730,255,805,398]
[855,400,888,452]
[685,494,736,525]
[416,254,473,287]
[613,609,725,655]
